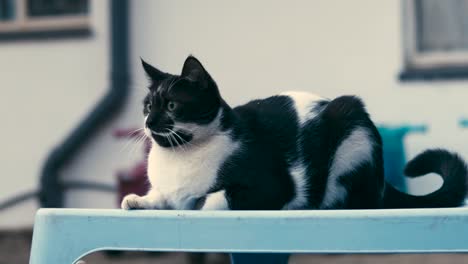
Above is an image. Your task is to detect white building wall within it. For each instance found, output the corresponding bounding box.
[0,0,116,228]
[1,0,467,228]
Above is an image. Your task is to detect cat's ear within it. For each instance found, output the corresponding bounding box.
[141,58,168,84]
[181,55,213,89]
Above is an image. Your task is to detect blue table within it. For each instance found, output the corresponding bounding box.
[29,208,468,263]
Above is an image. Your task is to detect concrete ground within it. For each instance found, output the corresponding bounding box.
[3,229,468,264]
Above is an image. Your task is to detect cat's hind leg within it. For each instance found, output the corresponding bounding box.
[320,128,376,209]
[201,190,229,210]
[318,96,381,209]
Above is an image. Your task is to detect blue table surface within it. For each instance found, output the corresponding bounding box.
[29,207,468,263]
[32,207,468,252]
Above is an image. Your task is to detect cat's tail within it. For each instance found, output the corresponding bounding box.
[383,149,467,208]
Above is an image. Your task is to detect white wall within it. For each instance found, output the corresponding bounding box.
[0,0,116,228]
[2,0,468,228]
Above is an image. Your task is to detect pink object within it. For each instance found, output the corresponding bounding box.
[114,128,151,206]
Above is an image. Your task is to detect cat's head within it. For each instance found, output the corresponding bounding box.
[141,56,223,148]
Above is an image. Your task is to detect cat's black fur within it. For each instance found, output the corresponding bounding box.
[133,56,467,211]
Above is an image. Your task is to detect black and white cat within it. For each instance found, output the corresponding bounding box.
[122,56,467,211]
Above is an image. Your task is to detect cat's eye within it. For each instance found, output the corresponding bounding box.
[145,103,152,112]
[167,101,177,111]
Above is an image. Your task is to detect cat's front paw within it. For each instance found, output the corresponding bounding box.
[121,194,146,210]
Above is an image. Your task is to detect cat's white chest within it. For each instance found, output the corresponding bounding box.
[147,134,239,209]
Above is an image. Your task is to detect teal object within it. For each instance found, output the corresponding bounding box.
[30,208,468,264]
[460,118,468,128]
[377,124,427,192]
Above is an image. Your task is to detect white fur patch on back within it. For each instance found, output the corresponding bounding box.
[321,127,374,208]
[281,91,326,210]
[281,91,324,124]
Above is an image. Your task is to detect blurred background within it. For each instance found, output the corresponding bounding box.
[1,0,468,263]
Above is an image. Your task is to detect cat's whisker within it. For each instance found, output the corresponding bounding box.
[119,139,134,154]
[133,132,148,151]
[165,128,214,172]
[119,131,146,154]
[121,140,141,163]
[166,128,198,149]
[127,134,147,158]
[116,126,146,153]
[131,127,145,133]
[176,133,197,149]
[165,128,183,151]
[169,132,186,153]
[170,125,196,137]
[134,133,148,149]
[164,133,176,153]
[169,129,191,153]
[166,128,179,147]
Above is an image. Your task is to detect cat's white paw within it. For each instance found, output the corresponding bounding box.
[121,194,145,210]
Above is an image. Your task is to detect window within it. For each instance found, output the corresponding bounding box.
[0,0,90,40]
[400,0,468,80]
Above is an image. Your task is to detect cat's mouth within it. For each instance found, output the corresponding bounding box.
[150,128,193,148]
[151,130,171,137]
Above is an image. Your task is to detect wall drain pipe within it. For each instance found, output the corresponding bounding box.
[39,0,130,207]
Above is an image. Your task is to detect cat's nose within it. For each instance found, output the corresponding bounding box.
[146,118,156,128]
[146,115,173,132]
